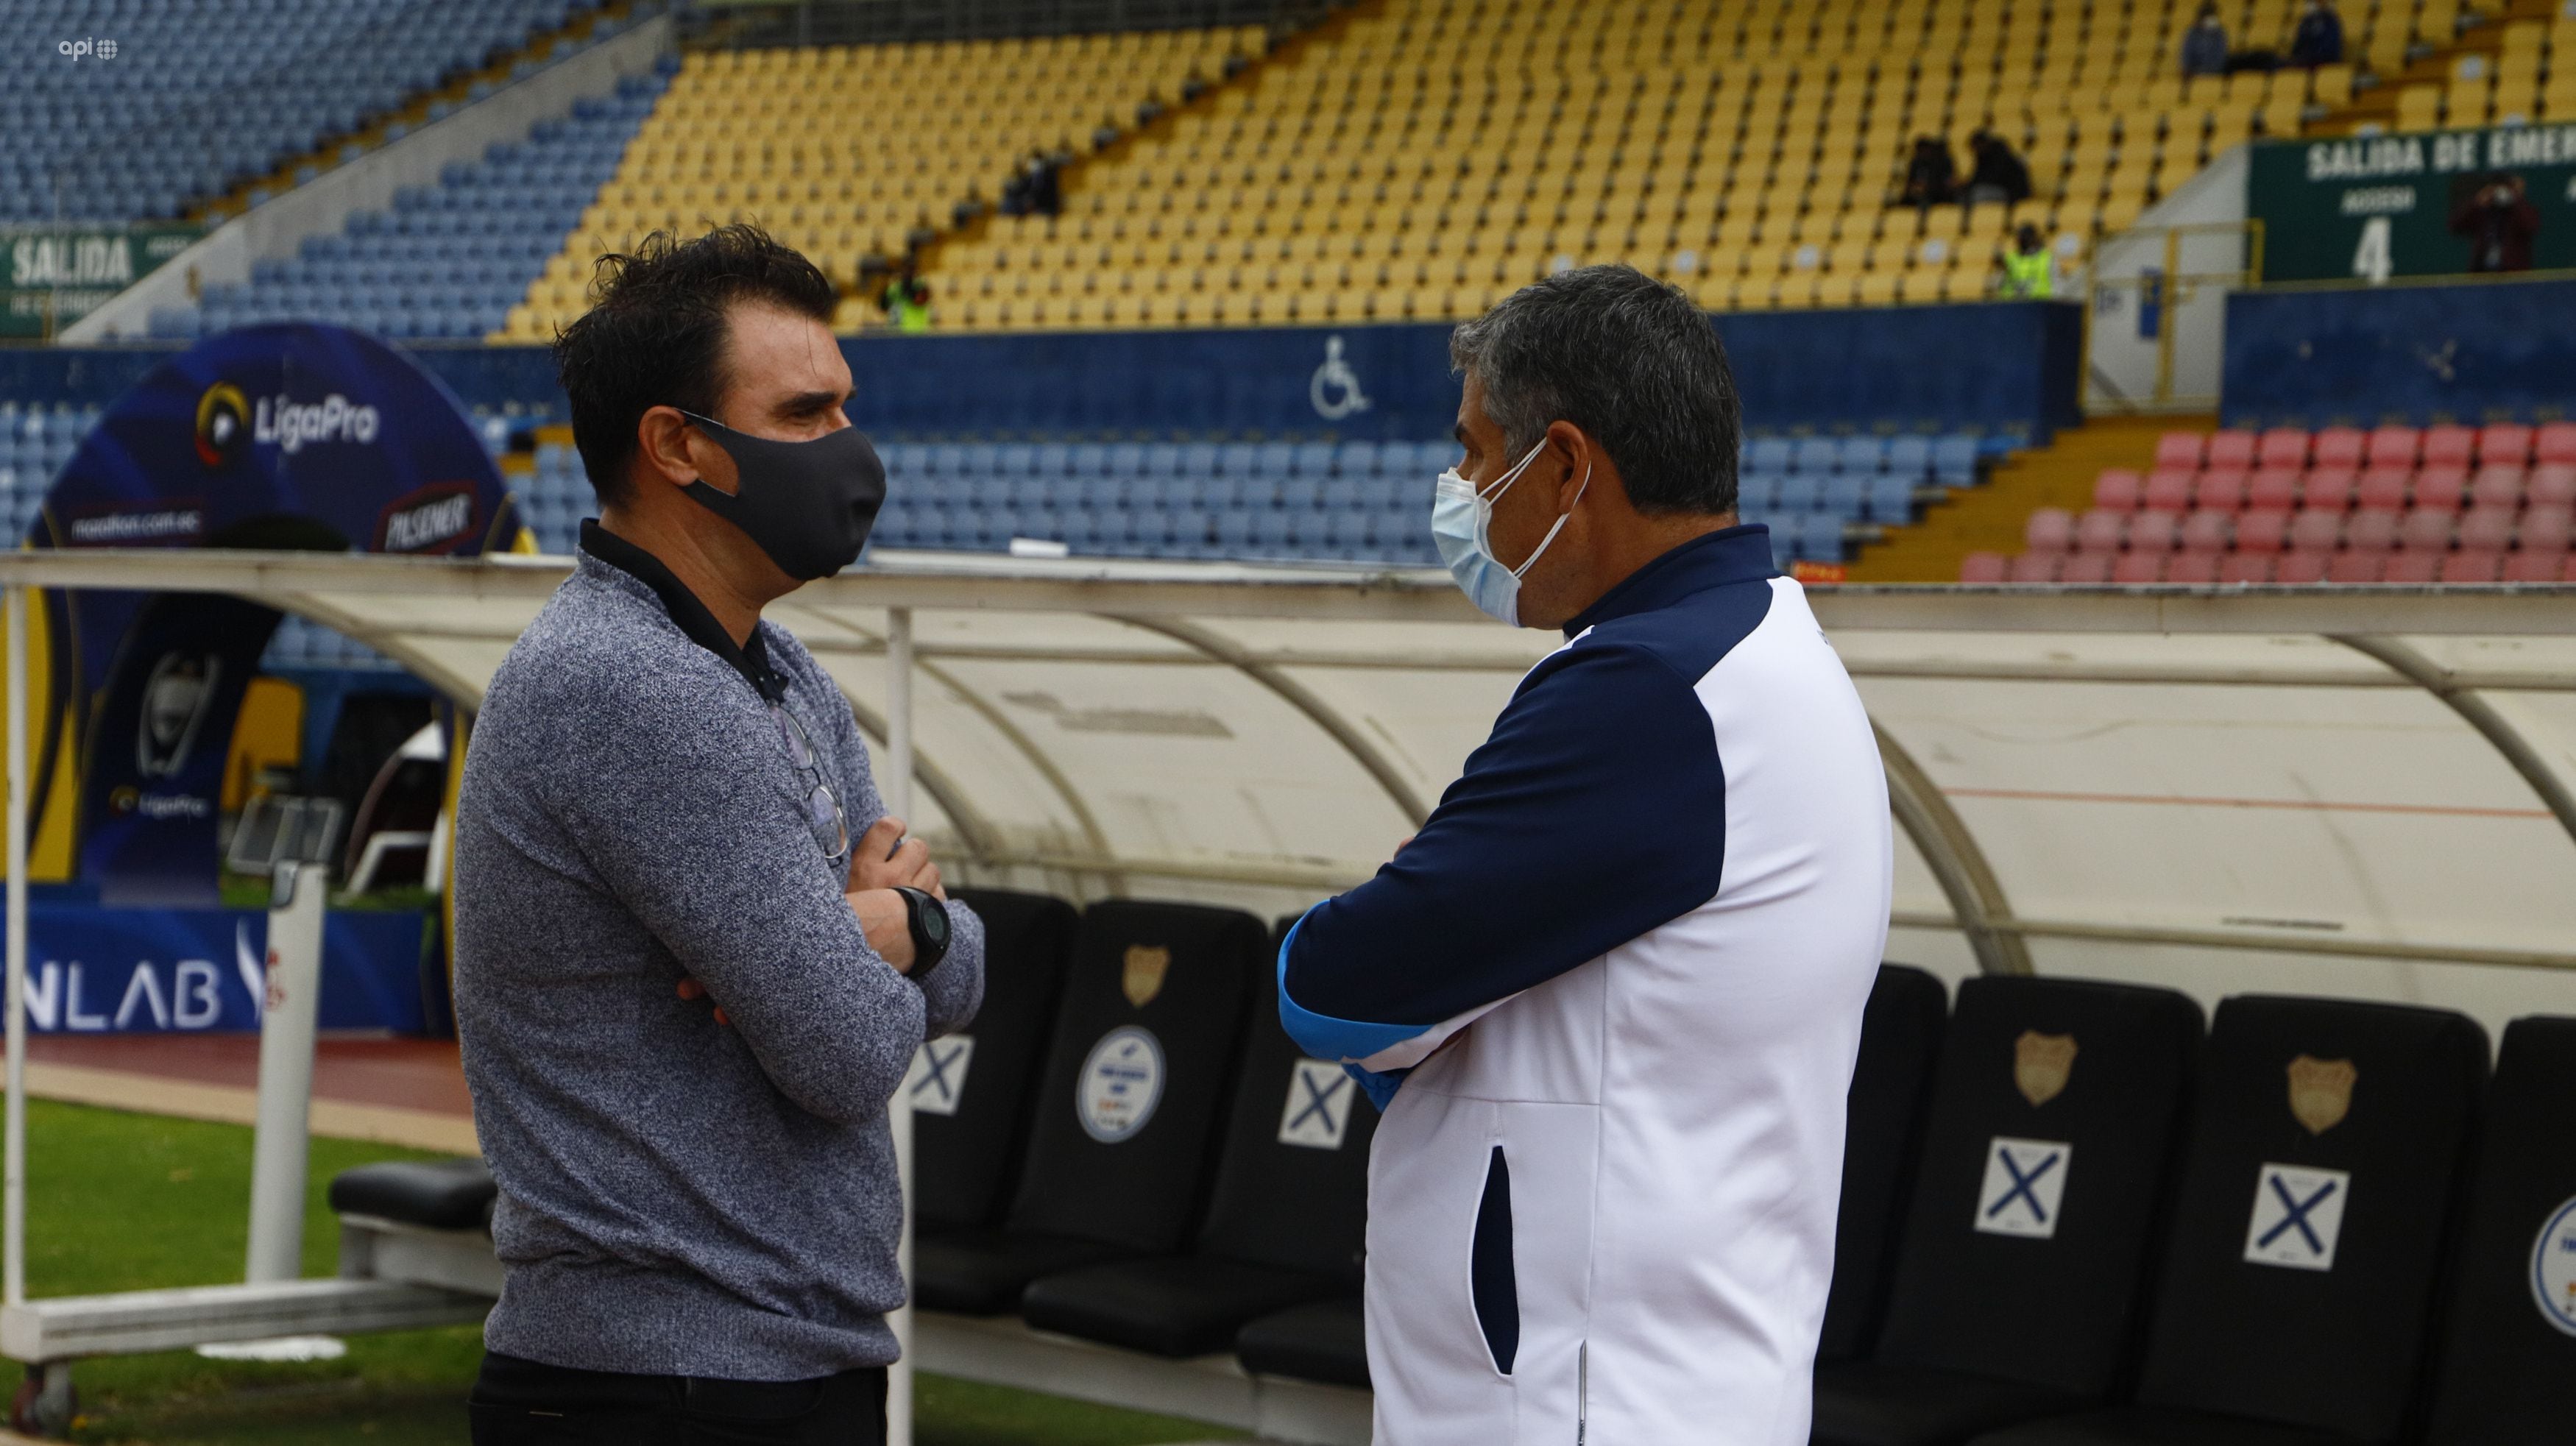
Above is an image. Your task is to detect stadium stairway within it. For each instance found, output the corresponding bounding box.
[1844,415,2207,582]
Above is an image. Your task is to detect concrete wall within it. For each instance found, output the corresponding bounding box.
[64,14,670,344]
[2084,142,2251,413]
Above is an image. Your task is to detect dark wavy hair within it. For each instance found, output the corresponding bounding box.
[552,224,838,507]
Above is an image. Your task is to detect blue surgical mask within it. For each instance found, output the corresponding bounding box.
[1431,437,1591,626]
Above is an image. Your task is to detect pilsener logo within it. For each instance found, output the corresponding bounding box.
[375,481,478,555]
[255,393,380,453]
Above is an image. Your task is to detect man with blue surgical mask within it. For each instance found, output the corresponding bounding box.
[1278,265,1892,1446]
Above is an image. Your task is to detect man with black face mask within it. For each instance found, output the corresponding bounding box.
[453,224,984,1445]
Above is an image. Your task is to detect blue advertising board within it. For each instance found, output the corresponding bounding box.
[16,903,428,1035]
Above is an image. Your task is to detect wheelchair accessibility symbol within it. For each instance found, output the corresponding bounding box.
[905,1035,974,1116]
[1976,1137,2073,1239]
[2532,1194,2576,1337]
[1276,1058,1354,1150]
[2244,1163,2351,1271]
[1309,336,1372,420]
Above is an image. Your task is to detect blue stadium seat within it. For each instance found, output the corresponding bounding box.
[1864,475,1917,523]
[1835,436,1889,474]
[1212,443,1253,478]
[1886,435,1934,481]
[1932,436,1980,486]
[1335,440,1382,477]
[1291,441,1337,476]
[1792,437,1841,475]
[1820,475,1869,518]
[1252,442,1297,478]
[1747,437,1794,475]
[1142,444,1184,478]
[1033,443,1072,478]
[1776,475,1825,512]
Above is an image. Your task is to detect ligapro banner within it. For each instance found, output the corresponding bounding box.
[2251,124,2576,283]
[0,224,197,338]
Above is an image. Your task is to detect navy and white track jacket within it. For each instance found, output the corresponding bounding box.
[1279,526,1893,1445]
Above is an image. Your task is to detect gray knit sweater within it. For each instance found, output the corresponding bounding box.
[454,540,983,1381]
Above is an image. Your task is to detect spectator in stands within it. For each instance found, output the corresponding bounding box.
[1027,149,1065,218]
[2000,224,2055,297]
[1279,265,1890,1445]
[1094,115,1122,150]
[1964,127,2032,209]
[879,259,931,333]
[2182,3,2230,76]
[456,224,983,1446]
[1900,135,1957,210]
[2289,0,2346,66]
[2451,173,2541,272]
[1181,68,1209,103]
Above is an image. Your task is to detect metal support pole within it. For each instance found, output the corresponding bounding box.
[5,586,28,1308]
[244,861,327,1283]
[885,607,915,1446]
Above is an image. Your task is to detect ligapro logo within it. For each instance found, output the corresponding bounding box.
[256,392,380,453]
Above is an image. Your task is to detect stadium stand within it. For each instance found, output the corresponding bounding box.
[497,25,1261,339]
[916,0,2353,329]
[158,69,673,343]
[1815,977,2203,1446]
[1966,422,2576,583]
[0,0,619,224]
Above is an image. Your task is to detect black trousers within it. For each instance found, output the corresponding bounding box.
[469,1351,887,1445]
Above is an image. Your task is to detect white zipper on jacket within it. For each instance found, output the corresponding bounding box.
[1575,1342,1588,1445]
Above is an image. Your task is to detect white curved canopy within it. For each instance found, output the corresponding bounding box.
[7,549,2573,1041]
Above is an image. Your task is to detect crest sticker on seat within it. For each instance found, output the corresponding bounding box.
[1277,1058,1354,1150]
[1078,1025,1165,1143]
[905,1034,974,1117]
[2286,1055,2357,1135]
[2533,1194,2576,1337]
[2014,1031,2078,1107]
[1976,1136,2073,1238]
[2245,1163,2352,1270]
[1122,945,1171,1007]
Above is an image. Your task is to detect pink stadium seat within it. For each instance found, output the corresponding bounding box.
[2059,553,2115,584]
[2287,509,2345,552]
[2025,508,2075,552]
[2458,506,2518,553]
[2413,465,2470,512]
[2277,550,2333,584]
[2142,469,2195,511]
[2346,509,2402,553]
[2218,554,2275,584]
[2530,463,2576,508]
[2256,428,2313,470]
[2247,467,2301,511]
[2365,425,2421,468]
[2153,431,2206,469]
[2234,509,2291,554]
[2112,553,2165,584]
[2093,469,2144,512]
[2503,553,2572,583]
[1960,551,2009,583]
[2075,509,2129,553]
[2126,511,2181,554]
[2302,467,2359,511]
[2204,430,2259,469]
[2356,467,2413,511]
[2478,422,2533,464]
[2385,553,2442,584]
[2441,551,2504,584]
[2538,422,2576,464]
[2328,552,2388,584]
[2469,464,2527,509]
[2398,510,2457,551]
[2008,552,2064,584]
[2311,427,2368,469]
[2193,469,2250,512]
[2520,506,2574,553]
[2179,510,2233,553]
[2421,425,2477,467]
[2165,553,2221,584]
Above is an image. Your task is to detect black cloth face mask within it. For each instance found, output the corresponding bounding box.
[678,410,887,581]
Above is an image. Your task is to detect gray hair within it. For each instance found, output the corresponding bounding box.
[1448,265,1741,516]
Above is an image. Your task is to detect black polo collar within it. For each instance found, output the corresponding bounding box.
[579,519,786,702]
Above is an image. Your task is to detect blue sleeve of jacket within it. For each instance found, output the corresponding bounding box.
[1277,639,1730,1077]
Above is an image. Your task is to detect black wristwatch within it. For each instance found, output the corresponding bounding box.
[893,886,951,979]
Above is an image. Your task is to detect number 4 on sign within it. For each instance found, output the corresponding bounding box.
[2353,217,2393,285]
